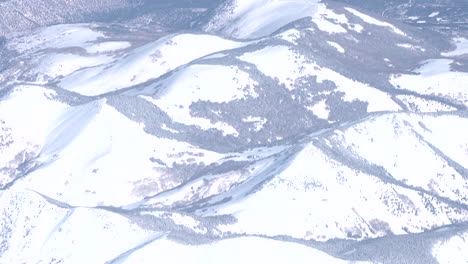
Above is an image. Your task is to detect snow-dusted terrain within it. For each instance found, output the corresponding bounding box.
[1,0,467,263]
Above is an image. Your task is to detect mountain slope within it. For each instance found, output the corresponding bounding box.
[1,0,467,263]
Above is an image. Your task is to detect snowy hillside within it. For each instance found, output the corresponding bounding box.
[1,0,467,263]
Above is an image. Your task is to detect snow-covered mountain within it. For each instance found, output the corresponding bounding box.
[1,0,467,263]
[333,0,468,31]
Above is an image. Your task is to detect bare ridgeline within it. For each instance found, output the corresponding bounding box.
[0,0,467,263]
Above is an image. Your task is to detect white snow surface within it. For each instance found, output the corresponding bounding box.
[121,236,371,264]
[277,28,302,44]
[432,231,468,264]
[6,24,104,53]
[132,64,258,136]
[1,7,468,263]
[327,41,345,53]
[0,189,155,264]
[311,4,364,34]
[311,5,348,34]
[0,86,69,187]
[242,116,268,131]
[2,90,223,207]
[238,45,401,112]
[0,187,373,264]
[204,0,372,39]
[442,37,468,56]
[205,0,321,38]
[390,59,468,106]
[85,41,132,53]
[333,113,468,206]
[138,145,289,210]
[396,43,425,52]
[396,95,456,112]
[197,113,468,241]
[412,114,468,171]
[28,53,114,83]
[59,33,248,95]
[344,7,406,36]
[308,100,330,119]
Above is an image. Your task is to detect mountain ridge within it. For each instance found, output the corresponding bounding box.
[1,0,468,263]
